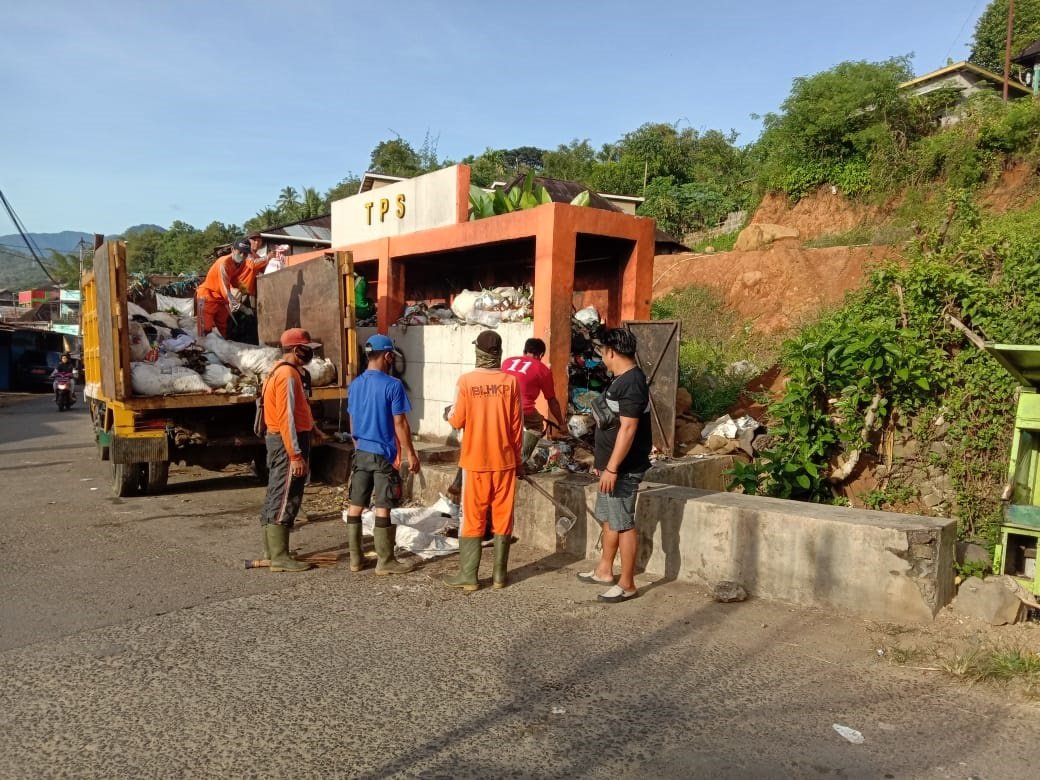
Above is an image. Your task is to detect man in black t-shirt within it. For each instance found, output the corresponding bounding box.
[576,328,652,603]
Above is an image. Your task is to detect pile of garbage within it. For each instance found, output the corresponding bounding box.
[126,299,337,397]
[395,286,534,328]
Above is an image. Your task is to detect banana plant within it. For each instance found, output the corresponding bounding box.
[469,171,587,220]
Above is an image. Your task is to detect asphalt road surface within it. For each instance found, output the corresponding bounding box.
[0,393,1036,779]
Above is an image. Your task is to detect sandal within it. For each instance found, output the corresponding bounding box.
[577,571,615,586]
[597,585,638,603]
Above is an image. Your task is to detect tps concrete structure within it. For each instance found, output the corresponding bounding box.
[290,164,656,438]
[357,322,533,438]
[415,453,955,624]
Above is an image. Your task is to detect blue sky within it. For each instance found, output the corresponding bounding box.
[1,0,988,235]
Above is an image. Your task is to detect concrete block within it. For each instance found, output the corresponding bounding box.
[645,455,737,491]
[561,479,955,623]
[422,455,959,623]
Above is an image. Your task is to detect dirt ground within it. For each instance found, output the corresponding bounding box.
[653,243,897,334]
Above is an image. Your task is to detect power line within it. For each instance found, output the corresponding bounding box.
[0,188,56,283]
[946,0,983,63]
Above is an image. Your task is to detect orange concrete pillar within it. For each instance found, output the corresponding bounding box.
[619,219,655,321]
[376,239,402,333]
[533,204,576,416]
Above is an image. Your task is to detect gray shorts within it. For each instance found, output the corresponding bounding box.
[595,472,645,531]
[349,451,403,510]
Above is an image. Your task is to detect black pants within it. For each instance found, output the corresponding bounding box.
[260,432,311,528]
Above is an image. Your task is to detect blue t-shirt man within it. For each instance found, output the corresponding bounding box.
[347,362,411,463]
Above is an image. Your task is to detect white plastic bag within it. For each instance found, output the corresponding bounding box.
[155,294,195,318]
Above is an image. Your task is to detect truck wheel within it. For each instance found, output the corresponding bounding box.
[252,455,270,484]
[113,462,146,497]
[146,461,170,494]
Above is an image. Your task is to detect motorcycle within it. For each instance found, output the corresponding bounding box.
[53,371,76,412]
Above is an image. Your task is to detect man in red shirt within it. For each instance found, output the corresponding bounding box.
[502,338,564,435]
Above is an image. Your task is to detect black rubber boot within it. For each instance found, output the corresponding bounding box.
[492,534,510,589]
[265,524,311,573]
[346,521,365,572]
[444,536,482,592]
[373,526,414,575]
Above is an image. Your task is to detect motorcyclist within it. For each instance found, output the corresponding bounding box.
[51,352,77,400]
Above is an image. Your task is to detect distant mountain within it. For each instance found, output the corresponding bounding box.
[0,245,50,291]
[0,224,166,258]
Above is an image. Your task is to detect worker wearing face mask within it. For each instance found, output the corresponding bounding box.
[195,239,252,337]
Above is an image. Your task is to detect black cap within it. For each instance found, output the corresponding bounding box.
[473,330,502,355]
[233,239,251,253]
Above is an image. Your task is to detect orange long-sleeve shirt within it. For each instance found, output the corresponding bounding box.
[448,369,523,472]
[263,363,313,458]
[197,254,248,302]
[237,257,270,296]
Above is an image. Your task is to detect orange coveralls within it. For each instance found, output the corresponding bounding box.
[448,369,523,538]
[195,254,247,336]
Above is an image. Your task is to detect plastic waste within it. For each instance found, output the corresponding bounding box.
[574,306,600,326]
[832,724,864,744]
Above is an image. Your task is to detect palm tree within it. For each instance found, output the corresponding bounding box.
[299,187,326,220]
[277,186,300,220]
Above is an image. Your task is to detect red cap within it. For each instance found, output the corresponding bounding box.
[279,328,321,348]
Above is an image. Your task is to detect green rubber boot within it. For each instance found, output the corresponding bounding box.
[261,526,271,562]
[444,536,482,591]
[346,521,365,572]
[492,534,511,589]
[265,523,312,573]
[373,525,414,575]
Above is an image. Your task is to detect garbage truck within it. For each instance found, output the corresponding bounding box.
[81,240,357,496]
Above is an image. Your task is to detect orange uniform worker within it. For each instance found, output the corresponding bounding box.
[196,239,252,337]
[237,234,271,300]
[443,330,524,592]
[257,328,328,572]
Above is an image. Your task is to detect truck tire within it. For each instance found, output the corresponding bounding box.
[146,461,170,494]
[113,462,146,497]
[252,454,270,484]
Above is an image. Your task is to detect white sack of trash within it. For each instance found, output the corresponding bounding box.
[131,362,212,395]
[343,494,461,559]
[128,325,338,397]
[202,332,282,376]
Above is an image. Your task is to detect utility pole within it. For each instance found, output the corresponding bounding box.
[77,238,87,283]
[1004,0,1016,102]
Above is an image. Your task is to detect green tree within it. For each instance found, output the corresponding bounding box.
[277,186,301,220]
[125,228,165,273]
[501,146,545,174]
[325,174,362,203]
[541,139,597,183]
[754,57,918,198]
[462,148,510,187]
[47,250,82,288]
[245,207,282,236]
[370,138,423,176]
[298,186,327,220]
[970,0,1040,74]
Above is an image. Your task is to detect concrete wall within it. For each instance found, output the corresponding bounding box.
[358,322,533,439]
[555,479,955,623]
[413,454,956,623]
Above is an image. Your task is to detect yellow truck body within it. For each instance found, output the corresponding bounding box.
[82,241,357,495]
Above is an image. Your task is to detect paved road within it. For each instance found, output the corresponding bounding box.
[0,393,1035,779]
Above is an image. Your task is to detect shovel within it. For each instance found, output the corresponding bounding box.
[520,474,605,549]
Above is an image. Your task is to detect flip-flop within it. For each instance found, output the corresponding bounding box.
[577,571,615,586]
[597,585,638,603]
